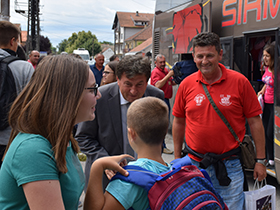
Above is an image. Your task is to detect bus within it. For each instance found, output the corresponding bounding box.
[152,0,280,182]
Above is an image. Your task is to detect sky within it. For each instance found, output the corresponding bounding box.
[9,0,156,48]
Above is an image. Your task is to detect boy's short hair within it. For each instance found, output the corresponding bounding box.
[192,32,221,53]
[0,21,20,46]
[127,97,169,145]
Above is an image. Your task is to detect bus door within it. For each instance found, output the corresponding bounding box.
[243,29,276,93]
[274,29,280,184]
[244,29,279,182]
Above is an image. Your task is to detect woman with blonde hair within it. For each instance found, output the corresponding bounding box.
[0,55,102,209]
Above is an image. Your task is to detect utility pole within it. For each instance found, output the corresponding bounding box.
[0,0,10,21]
[14,0,41,52]
[26,0,40,52]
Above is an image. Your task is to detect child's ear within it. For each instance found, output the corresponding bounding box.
[127,127,136,140]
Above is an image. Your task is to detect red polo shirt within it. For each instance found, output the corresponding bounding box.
[151,67,173,99]
[173,63,262,161]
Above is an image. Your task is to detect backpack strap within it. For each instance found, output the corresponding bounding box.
[0,55,19,93]
[111,165,160,192]
[112,156,202,190]
[170,154,192,170]
[0,55,21,64]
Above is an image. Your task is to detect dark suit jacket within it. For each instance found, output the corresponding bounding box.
[75,82,164,190]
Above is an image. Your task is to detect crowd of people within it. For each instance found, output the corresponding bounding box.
[0,20,271,210]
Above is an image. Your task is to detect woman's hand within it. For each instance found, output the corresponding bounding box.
[99,154,134,178]
[257,85,266,97]
[105,156,130,180]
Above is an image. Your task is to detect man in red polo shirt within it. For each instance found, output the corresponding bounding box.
[172,32,266,209]
[151,54,176,154]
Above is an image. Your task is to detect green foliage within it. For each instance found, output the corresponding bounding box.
[56,31,102,56]
[57,39,69,54]
[40,35,52,54]
[51,46,57,54]
[100,41,113,45]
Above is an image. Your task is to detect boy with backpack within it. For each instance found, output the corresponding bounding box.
[0,21,34,167]
[84,96,171,210]
[84,97,227,210]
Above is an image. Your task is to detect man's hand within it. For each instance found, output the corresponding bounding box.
[167,70,174,77]
[253,162,267,181]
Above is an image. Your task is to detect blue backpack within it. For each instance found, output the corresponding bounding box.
[172,60,198,84]
[111,156,228,210]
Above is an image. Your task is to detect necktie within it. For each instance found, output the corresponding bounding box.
[121,103,135,157]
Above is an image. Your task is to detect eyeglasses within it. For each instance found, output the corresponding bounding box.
[85,84,98,96]
[103,71,114,75]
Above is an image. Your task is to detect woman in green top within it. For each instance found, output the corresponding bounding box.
[0,54,101,209]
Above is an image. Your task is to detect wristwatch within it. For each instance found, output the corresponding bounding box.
[255,158,268,167]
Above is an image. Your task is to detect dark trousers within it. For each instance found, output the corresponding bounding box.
[0,144,6,168]
[262,103,274,160]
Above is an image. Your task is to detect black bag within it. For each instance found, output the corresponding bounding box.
[0,56,19,130]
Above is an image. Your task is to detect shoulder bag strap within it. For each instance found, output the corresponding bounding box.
[201,83,241,144]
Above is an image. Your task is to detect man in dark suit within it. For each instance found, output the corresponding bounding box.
[75,55,164,191]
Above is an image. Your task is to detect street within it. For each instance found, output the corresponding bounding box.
[79,132,280,209]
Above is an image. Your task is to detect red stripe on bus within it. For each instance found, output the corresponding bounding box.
[275,115,280,128]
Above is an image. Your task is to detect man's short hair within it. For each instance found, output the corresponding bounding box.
[127,97,169,145]
[109,54,118,62]
[116,55,151,81]
[155,54,165,61]
[94,53,104,59]
[0,21,20,47]
[192,32,221,53]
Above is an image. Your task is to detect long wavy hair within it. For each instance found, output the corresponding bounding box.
[6,55,89,173]
[263,43,275,76]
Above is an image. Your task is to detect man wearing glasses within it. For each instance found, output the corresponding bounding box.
[76,55,164,191]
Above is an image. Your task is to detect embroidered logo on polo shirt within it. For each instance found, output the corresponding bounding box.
[219,94,232,106]
[194,94,206,106]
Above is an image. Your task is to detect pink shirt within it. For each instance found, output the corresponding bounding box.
[28,59,37,69]
[262,66,274,104]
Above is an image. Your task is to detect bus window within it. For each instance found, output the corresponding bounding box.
[220,37,233,69]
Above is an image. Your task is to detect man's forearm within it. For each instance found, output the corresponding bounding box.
[155,71,174,89]
[172,117,186,159]
[247,115,267,181]
[247,116,266,158]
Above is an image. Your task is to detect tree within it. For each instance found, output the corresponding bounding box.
[51,45,57,54]
[57,31,102,57]
[39,35,51,54]
[100,41,113,45]
[57,39,69,54]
